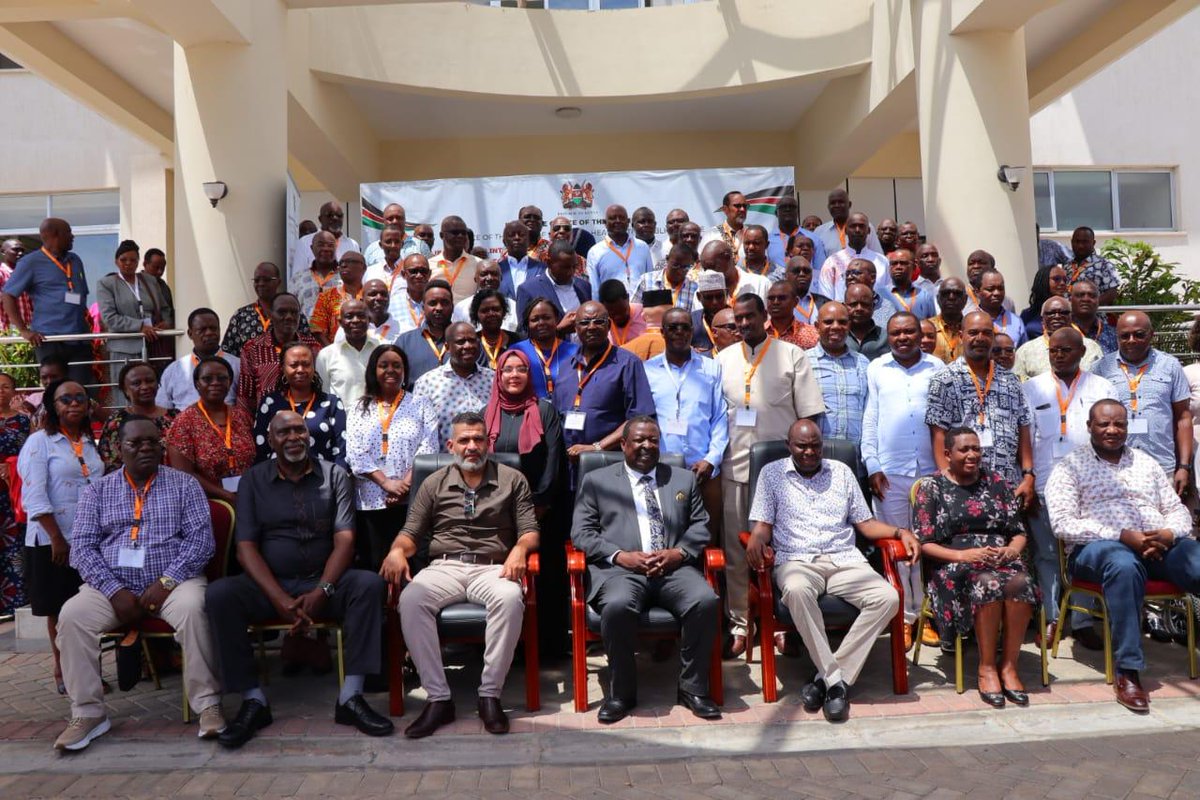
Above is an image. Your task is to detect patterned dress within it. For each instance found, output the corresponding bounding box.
[913,471,1040,642]
[253,390,347,469]
[0,413,29,614]
[97,408,179,472]
[165,404,257,487]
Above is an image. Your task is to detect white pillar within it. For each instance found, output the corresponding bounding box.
[172,0,287,330]
[912,1,1038,303]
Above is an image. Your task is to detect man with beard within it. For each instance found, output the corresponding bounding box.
[394,279,454,382]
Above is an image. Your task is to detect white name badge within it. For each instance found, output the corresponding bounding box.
[661,418,688,436]
[564,411,587,431]
[117,546,145,569]
[976,427,994,448]
[736,408,758,427]
[221,475,241,492]
[64,292,82,305]
[1052,438,1073,459]
[1128,417,1149,434]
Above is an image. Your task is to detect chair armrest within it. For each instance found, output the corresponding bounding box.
[703,547,725,573]
[526,552,540,576]
[566,543,586,575]
[877,538,909,563]
[738,529,774,569]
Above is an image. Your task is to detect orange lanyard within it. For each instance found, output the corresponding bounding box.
[405,294,424,328]
[742,339,771,408]
[992,310,1009,333]
[377,393,403,456]
[383,264,400,293]
[481,333,507,369]
[533,340,560,395]
[1070,261,1086,283]
[195,402,236,473]
[254,302,271,332]
[666,276,684,307]
[423,331,446,362]
[313,270,337,291]
[702,317,716,349]
[191,350,224,368]
[606,238,634,284]
[611,320,632,346]
[41,247,74,291]
[966,286,978,306]
[341,285,363,302]
[124,471,155,545]
[748,260,772,276]
[938,319,961,354]
[891,288,917,313]
[794,295,815,324]
[768,321,791,341]
[967,362,994,427]
[287,391,315,417]
[726,274,741,307]
[65,433,91,481]
[835,222,847,249]
[1055,370,1081,438]
[440,255,468,286]
[574,344,613,409]
[1118,361,1149,413]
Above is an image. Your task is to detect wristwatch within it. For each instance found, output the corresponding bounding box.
[591,442,602,451]
[318,581,336,598]
[1176,463,1194,473]
[1021,468,1035,478]
[158,576,178,591]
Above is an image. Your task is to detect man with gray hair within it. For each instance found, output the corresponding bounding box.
[385,412,540,738]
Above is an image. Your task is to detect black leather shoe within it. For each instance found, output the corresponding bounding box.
[477,696,509,735]
[677,690,721,720]
[823,681,850,722]
[799,679,827,713]
[403,699,455,739]
[217,699,273,749]
[1072,626,1104,651]
[597,697,634,724]
[335,694,394,737]
[1002,687,1029,707]
[978,690,1006,709]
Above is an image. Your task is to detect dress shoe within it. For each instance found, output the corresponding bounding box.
[799,678,827,713]
[1114,674,1150,713]
[335,694,394,736]
[774,631,789,655]
[1072,626,1104,651]
[921,623,941,646]
[902,623,914,652]
[822,681,850,722]
[978,690,1006,709]
[677,690,721,720]
[723,634,747,660]
[218,699,273,749]
[597,697,635,724]
[403,699,456,738]
[477,696,509,735]
[1002,687,1029,707]
[1034,621,1058,649]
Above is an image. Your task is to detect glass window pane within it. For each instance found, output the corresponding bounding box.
[0,194,48,231]
[70,233,118,300]
[1052,171,1112,231]
[1034,172,1053,230]
[548,0,590,8]
[49,191,119,227]
[600,0,642,7]
[1117,172,1173,230]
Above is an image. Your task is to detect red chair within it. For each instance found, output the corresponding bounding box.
[566,450,725,713]
[3,455,26,524]
[102,498,236,722]
[739,439,910,702]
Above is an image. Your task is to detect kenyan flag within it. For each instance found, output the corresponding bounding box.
[714,185,795,215]
[361,199,418,234]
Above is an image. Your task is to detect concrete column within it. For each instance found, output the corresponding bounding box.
[121,154,172,264]
[172,0,287,330]
[912,0,1037,303]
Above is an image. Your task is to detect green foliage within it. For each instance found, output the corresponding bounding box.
[0,335,38,388]
[1099,238,1200,357]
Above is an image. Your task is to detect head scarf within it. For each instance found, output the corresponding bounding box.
[484,349,543,455]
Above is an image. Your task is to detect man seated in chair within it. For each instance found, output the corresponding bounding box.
[1046,399,1200,713]
[745,419,919,722]
[383,411,540,738]
[55,416,223,751]
[206,411,392,748]
[572,416,722,724]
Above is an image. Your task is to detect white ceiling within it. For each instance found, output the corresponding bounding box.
[55,17,174,111]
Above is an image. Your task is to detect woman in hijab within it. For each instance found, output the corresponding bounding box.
[481,349,562,512]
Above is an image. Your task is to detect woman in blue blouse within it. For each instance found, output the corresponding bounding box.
[510,297,578,402]
[253,343,347,469]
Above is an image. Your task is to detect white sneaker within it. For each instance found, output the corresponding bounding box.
[54,716,111,752]
[198,705,227,739]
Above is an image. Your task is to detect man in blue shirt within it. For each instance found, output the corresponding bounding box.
[806,301,870,444]
[2,218,94,389]
[496,220,546,299]
[585,205,655,299]
[394,280,454,383]
[769,194,826,274]
[644,307,729,538]
[881,249,937,320]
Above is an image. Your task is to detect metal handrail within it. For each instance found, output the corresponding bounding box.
[1098,305,1200,314]
[0,330,185,345]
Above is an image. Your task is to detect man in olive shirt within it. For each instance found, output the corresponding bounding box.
[385,411,540,739]
[206,412,392,749]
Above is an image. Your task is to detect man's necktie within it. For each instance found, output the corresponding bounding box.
[640,474,666,552]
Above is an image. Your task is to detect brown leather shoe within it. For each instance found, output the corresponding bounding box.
[477,696,509,735]
[723,634,747,660]
[1114,674,1150,713]
[774,631,789,656]
[902,624,914,652]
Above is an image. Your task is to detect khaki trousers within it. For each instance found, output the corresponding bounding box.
[720,475,750,637]
[775,557,899,687]
[871,474,924,624]
[398,561,525,701]
[57,578,221,719]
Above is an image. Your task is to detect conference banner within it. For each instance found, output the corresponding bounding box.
[359,166,796,256]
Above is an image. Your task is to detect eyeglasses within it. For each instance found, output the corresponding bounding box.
[252,277,279,285]
[551,225,571,232]
[405,267,431,276]
[55,393,89,406]
[500,365,530,375]
[464,489,477,518]
[1118,331,1152,341]
[712,323,739,332]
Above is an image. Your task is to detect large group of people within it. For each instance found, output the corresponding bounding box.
[0,186,1197,753]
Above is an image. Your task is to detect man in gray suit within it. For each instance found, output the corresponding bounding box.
[572,416,721,724]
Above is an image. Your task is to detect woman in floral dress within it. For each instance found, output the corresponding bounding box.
[913,426,1039,708]
[0,372,30,615]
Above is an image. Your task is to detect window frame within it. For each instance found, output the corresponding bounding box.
[1033,167,1176,233]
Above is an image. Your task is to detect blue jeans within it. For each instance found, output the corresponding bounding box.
[1069,537,1200,671]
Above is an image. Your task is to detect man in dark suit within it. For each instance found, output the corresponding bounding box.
[496,220,547,300]
[516,240,591,321]
[571,416,721,724]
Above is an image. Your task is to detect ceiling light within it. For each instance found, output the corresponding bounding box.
[555,107,582,120]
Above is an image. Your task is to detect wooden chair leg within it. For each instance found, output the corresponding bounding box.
[571,627,588,713]
[911,599,926,665]
[256,629,270,687]
[523,605,540,712]
[335,627,345,687]
[141,637,162,690]
[1039,606,1049,687]
[889,604,909,695]
[1099,596,1113,685]
[180,650,190,723]
[1187,596,1197,680]
[954,634,964,694]
[1050,588,1071,658]
[387,609,404,717]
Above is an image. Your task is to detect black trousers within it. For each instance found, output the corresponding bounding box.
[36,341,94,395]
[355,506,407,572]
[592,567,719,701]
[205,570,385,694]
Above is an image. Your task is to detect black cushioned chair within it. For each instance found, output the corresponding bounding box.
[566,450,725,712]
[387,452,540,716]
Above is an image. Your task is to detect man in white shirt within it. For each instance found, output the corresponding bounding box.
[452,260,520,332]
[362,204,429,266]
[337,279,400,345]
[157,308,240,409]
[817,212,890,301]
[496,221,544,299]
[290,200,360,285]
[860,312,942,647]
[1024,327,1116,647]
[692,241,769,311]
[631,207,666,267]
[316,299,379,408]
[813,188,882,260]
[699,191,750,263]
[430,216,480,303]
[364,224,428,293]
[586,204,655,299]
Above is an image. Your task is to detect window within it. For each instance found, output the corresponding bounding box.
[0,191,121,298]
[1033,169,1175,232]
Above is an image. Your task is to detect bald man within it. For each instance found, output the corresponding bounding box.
[290,200,361,284]
[1011,295,1103,381]
[812,189,883,263]
[362,203,430,267]
[585,204,655,299]
[816,212,890,302]
[430,215,481,303]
